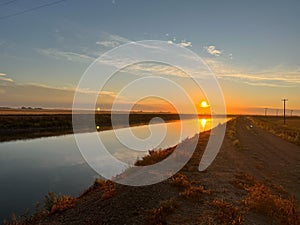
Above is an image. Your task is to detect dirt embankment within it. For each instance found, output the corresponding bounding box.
[4,117,300,225]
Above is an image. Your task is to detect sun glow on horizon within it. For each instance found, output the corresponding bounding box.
[200,101,209,108]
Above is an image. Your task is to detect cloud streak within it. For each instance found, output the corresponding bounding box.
[37,48,95,63]
[96,34,130,48]
[38,33,132,63]
[0,72,14,82]
[0,82,117,108]
[0,77,13,82]
[206,59,300,87]
[96,40,120,48]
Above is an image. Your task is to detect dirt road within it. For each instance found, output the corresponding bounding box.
[234,117,300,201]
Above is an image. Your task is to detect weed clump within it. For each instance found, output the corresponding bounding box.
[168,173,190,188]
[211,199,243,225]
[243,183,300,225]
[100,181,116,201]
[146,199,177,225]
[180,186,211,198]
[135,147,175,166]
[44,192,77,214]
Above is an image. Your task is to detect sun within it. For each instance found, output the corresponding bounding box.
[200,101,209,108]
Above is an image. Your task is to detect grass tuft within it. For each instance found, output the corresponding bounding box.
[243,183,300,225]
[211,199,243,225]
[146,199,177,225]
[44,192,77,214]
[180,186,211,198]
[168,173,190,188]
[135,147,175,166]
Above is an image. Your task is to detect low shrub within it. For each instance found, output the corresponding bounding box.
[211,199,243,225]
[44,192,77,214]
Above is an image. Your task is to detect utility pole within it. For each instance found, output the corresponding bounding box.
[282,98,288,125]
[264,108,268,116]
[276,109,279,116]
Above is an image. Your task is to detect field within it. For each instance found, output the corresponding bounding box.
[249,116,300,146]
[0,109,185,142]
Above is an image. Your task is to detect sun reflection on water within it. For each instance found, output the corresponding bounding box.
[200,118,207,131]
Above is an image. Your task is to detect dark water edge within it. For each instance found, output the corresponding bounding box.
[0,162,99,224]
[0,113,187,142]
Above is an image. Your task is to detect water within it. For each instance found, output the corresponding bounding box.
[0,118,228,221]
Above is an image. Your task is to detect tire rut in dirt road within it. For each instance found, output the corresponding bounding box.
[235,117,300,201]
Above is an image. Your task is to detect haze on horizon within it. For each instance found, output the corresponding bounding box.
[0,0,299,115]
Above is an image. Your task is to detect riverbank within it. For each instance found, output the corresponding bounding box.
[3,116,300,225]
[0,111,187,142]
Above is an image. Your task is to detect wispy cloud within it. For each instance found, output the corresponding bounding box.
[0,77,13,82]
[37,48,95,63]
[96,40,120,48]
[96,34,130,48]
[94,41,211,79]
[206,58,300,87]
[0,82,118,108]
[0,72,14,82]
[124,63,188,78]
[205,45,222,56]
[27,82,116,96]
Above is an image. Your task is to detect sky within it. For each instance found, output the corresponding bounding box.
[0,0,299,115]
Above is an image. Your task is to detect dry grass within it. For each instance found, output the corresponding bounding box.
[249,116,300,146]
[232,173,300,225]
[0,109,73,115]
[211,199,243,225]
[168,173,191,188]
[80,179,116,201]
[180,186,211,199]
[3,192,77,225]
[232,139,240,147]
[79,178,111,197]
[231,173,257,190]
[3,214,20,225]
[227,118,241,149]
[100,181,116,201]
[146,198,177,225]
[44,192,77,214]
[135,147,175,166]
[243,183,300,225]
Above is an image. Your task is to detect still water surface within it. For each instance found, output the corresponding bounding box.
[0,118,228,221]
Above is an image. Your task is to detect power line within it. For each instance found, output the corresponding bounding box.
[0,0,18,7]
[264,107,268,116]
[282,98,288,125]
[0,0,66,20]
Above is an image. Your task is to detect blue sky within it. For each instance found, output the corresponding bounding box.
[0,0,299,114]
